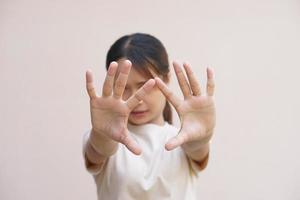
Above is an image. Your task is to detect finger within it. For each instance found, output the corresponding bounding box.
[102,61,118,97]
[113,60,131,99]
[183,62,201,96]
[86,69,98,99]
[120,131,142,155]
[165,133,188,151]
[206,67,215,96]
[154,77,181,110]
[173,61,191,98]
[126,79,155,111]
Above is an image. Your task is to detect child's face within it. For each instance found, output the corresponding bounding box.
[117,60,167,126]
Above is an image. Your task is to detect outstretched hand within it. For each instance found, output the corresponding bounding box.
[155,61,216,151]
[86,60,155,155]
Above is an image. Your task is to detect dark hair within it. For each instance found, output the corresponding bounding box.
[105,33,172,124]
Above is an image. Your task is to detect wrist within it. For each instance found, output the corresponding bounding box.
[182,140,209,154]
[182,130,213,153]
[183,142,210,163]
[89,128,118,157]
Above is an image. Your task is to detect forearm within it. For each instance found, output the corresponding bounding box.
[85,129,118,164]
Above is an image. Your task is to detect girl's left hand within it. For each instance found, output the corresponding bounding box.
[155,61,216,151]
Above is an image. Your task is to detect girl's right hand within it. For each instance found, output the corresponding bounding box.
[85,60,155,155]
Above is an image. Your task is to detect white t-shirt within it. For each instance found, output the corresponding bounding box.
[82,122,205,200]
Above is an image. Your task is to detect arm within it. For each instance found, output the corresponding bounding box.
[84,60,155,158]
[155,62,216,171]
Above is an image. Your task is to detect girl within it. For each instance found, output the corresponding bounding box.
[83,33,216,200]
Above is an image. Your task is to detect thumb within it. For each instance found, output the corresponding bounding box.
[120,130,142,155]
[165,133,188,151]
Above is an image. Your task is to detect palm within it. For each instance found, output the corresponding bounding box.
[90,97,129,142]
[179,96,215,144]
[155,61,216,150]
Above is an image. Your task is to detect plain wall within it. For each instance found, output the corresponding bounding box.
[1,0,300,199]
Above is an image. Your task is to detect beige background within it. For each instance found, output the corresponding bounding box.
[1,0,300,199]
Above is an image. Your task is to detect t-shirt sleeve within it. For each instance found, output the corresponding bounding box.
[188,150,210,174]
[82,130,105,176]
